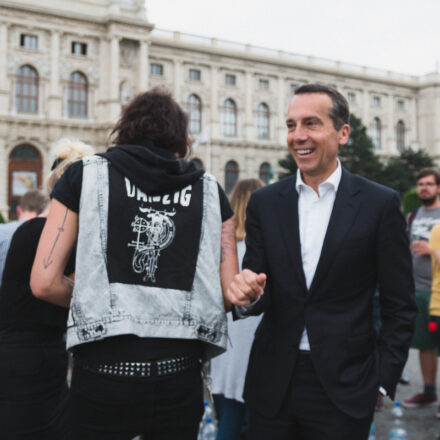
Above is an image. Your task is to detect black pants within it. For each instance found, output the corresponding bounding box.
[70,364,204,439]
[0,332,70,440]
[247,352,373,440]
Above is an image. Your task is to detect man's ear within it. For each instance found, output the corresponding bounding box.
[16,205,22,218]
[338,124,350,146]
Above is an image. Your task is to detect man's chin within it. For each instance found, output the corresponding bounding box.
[420,196,439,206]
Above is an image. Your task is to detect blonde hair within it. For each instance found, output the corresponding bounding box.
[45,138,95,195]
[229,178,264,241]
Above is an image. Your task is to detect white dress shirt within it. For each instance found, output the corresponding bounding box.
[296,161,341,350]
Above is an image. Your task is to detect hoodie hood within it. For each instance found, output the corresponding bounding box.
[98,140,204,195]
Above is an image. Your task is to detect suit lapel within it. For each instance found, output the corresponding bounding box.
[309,169,361,295]
[276,175,307,291]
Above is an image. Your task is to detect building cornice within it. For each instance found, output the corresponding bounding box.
[0,1,154,32]
[151,29,424,90]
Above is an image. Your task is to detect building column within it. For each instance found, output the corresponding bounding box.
[138,39,148,92]
[387,94,395,154]
[244,71,253,140]
[0,23,9,115]
[276,76,286,144]
[48,30,62,119]
[411,97,419,149]
[173,59,182,102]
[210,65,219,139]
[0,138,8,219]
[108,35,121,122]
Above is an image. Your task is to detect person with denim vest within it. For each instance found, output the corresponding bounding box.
[31,88,238,439]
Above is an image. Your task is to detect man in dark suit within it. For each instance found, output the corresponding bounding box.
[226,84,417,439]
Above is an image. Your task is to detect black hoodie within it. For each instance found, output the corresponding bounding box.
[52,142,232,291]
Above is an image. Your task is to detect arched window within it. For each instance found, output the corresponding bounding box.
[16,65,38,113]
[8,144,42,219]
[370,117,381,149]
[259,162,273,184]
[222,98,237,137]
[396,120,405,152]
[187,94,202,133]
[257,103,270,139]
[224,160,239,194]
[68,71,88,117]
[191,158,204,170]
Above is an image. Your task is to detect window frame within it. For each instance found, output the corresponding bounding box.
[67,71,88,118]
[224,160,239,194]
[71,41,88,56]
[189,68,201,81]
[225,74,236,86]
[16,65,39,114]
[187,94,202,134]
[150,63,164,76]
[256,103,270,139]
[19,33,38,50]
[222,98,237,137]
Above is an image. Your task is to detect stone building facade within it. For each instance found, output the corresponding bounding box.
[1,0,439,219]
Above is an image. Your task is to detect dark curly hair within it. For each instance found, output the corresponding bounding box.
[110,87,190,157]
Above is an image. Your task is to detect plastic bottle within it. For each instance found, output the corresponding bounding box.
[389,402,408,439]
[368,422,376,440]
[202,418,216,440]
[198,401,214,439]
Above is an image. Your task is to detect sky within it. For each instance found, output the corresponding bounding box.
[146,0,439,76]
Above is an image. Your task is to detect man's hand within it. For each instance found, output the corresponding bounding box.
[410,240,430,255]
[225,269,267,306]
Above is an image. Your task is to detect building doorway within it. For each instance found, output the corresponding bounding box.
[8,144,42,219]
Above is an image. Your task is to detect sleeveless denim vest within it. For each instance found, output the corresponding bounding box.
[66,156,227,361]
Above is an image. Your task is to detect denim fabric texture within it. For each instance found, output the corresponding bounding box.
[66,156,228,360]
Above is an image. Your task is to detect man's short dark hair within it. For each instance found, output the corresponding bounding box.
[416,168,440,185]
[294,84,349,130]
[20,189,48,214]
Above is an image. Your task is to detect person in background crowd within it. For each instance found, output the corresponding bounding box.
[0,189,48,285]
[31,88,238,440]
[226,84,416,439]
[0,139,94,439]
[211,178,264,440]
[428,222,440,440]
[403,168,440,416]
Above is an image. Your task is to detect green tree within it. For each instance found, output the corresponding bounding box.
[278,153,297,180]
[339,114,385,181]
[381,148,435,194]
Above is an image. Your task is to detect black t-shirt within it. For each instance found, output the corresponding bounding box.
[51,159,233,363]
[0,217,74,337]
[51,160,233,220]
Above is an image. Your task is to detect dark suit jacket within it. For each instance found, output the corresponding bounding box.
[241,168,416,419]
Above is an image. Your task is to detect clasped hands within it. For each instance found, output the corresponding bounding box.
[225,269,267,307]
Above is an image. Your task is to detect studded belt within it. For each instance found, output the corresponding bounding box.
[81,356,201,378]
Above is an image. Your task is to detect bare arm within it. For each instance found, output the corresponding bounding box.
[220,218,239,311]
[31,199,78,308]
[433,249,440,265]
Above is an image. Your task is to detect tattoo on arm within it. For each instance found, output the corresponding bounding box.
[220,220,236,263]
[43,208,68,269]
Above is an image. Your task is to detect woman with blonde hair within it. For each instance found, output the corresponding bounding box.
[0,139,94,438]
[211,178,264,440]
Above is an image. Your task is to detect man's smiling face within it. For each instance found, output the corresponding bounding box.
[286,93,349,186]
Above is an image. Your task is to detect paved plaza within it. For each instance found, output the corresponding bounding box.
[375,349,439,439]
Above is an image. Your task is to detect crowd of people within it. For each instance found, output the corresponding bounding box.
[0,82,437,440]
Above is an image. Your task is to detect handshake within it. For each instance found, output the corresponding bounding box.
[225,269,267,306]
